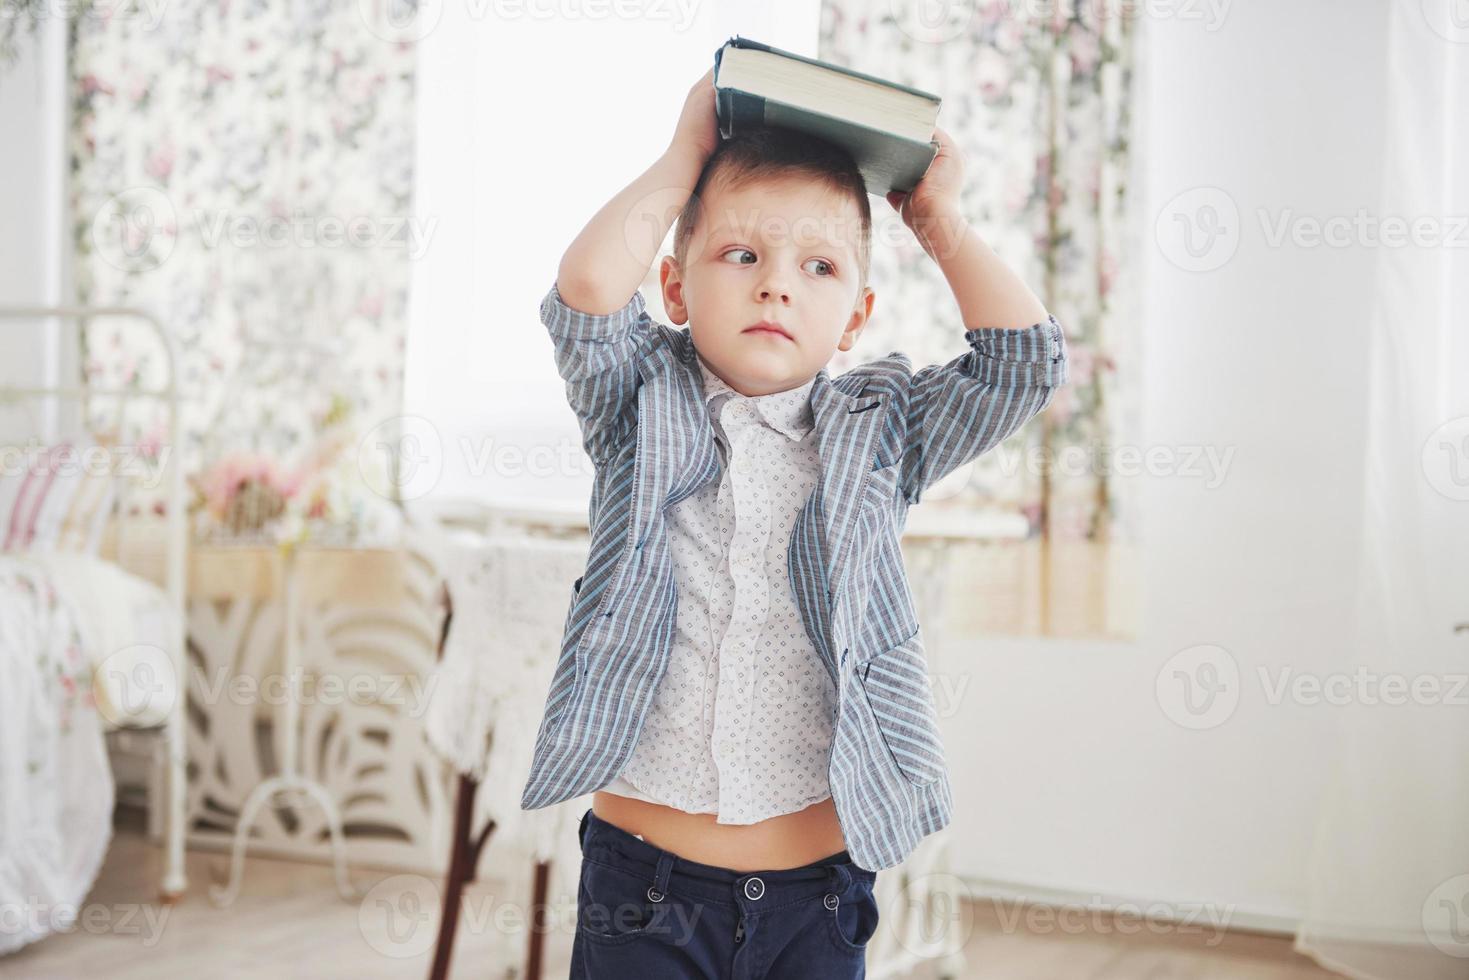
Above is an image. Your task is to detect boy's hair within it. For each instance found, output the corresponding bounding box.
[672,125,872,294]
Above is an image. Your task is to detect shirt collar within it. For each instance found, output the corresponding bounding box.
[696,354,816,442]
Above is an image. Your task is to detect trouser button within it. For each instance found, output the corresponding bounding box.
[743,876,765,901]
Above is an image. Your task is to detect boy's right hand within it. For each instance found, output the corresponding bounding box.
[668,66,720,165]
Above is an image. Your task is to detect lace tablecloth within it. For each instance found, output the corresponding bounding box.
[420,532,590,875]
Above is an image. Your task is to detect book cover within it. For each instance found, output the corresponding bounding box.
[713,35,942,197]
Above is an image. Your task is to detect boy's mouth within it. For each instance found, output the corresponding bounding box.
[744,320,794,341]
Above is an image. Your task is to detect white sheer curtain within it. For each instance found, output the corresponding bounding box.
[1294,5,1469,978]
[403,1,819,508]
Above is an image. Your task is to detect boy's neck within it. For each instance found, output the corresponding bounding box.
[695,350,818,399]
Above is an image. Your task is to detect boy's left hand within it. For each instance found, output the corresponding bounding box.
[886,125,964,228]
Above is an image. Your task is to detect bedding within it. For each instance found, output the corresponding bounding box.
[0,552,180,955]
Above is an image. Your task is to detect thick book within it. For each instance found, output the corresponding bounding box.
[712,35,943,197]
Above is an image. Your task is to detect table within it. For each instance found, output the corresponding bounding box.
[191,541,412,907]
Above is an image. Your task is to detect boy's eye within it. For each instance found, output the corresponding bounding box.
[803,258,836,277]
[721,247,757,265]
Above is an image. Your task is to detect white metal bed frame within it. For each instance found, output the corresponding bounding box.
[0,304,189,903]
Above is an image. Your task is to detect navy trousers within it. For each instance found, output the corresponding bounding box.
[569,807,880,979]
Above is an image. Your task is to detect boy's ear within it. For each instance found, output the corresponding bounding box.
[837,286,876,352]
[660,256,689,325]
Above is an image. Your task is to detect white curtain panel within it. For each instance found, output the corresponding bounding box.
[1293,4,1469,978]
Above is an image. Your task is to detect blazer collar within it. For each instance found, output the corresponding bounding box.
[694,351,815,442]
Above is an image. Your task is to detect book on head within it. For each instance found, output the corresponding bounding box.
[712,35,943,197]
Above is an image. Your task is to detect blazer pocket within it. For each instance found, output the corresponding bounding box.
[855,628,946,786]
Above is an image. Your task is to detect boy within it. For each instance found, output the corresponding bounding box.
[524,67,1069,978]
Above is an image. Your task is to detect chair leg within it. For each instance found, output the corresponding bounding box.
[428,773,487,980]
[526,859,551,980]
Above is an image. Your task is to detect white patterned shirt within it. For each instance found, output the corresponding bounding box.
[602,354,837,824]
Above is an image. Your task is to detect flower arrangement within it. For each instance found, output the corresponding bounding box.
[190,392,401,552]
[194,450,300,539]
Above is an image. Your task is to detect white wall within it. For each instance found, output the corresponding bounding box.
[942,1,1386,931]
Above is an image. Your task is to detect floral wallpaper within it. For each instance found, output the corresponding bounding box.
[820,0,1139,547]
[68,1,417,541]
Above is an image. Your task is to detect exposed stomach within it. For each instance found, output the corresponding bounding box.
[590,790,847,871]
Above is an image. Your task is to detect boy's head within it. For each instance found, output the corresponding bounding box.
[660,125,876,398]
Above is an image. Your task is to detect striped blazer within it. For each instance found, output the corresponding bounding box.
[520,281,1069,871]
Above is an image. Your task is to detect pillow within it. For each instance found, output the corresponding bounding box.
[1,442,117,555]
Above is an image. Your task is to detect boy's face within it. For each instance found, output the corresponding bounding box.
[659,173,875,398]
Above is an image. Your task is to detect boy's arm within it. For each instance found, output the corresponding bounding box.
[544,69,718,466]
[884,127,1070,503]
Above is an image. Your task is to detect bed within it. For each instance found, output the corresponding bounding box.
[0,305,188,956]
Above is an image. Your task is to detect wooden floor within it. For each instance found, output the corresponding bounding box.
[6,823,1342,979]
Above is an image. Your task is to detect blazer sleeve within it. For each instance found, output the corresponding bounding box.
[899,313,1070,504]
[540,281,653,468]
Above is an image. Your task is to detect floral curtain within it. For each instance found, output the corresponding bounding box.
[69,2,417,543]
[820,0,1141,635]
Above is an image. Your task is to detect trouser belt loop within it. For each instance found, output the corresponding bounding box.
[828,863,851,893]
[578,807,591,848]
[648,850,677,901]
